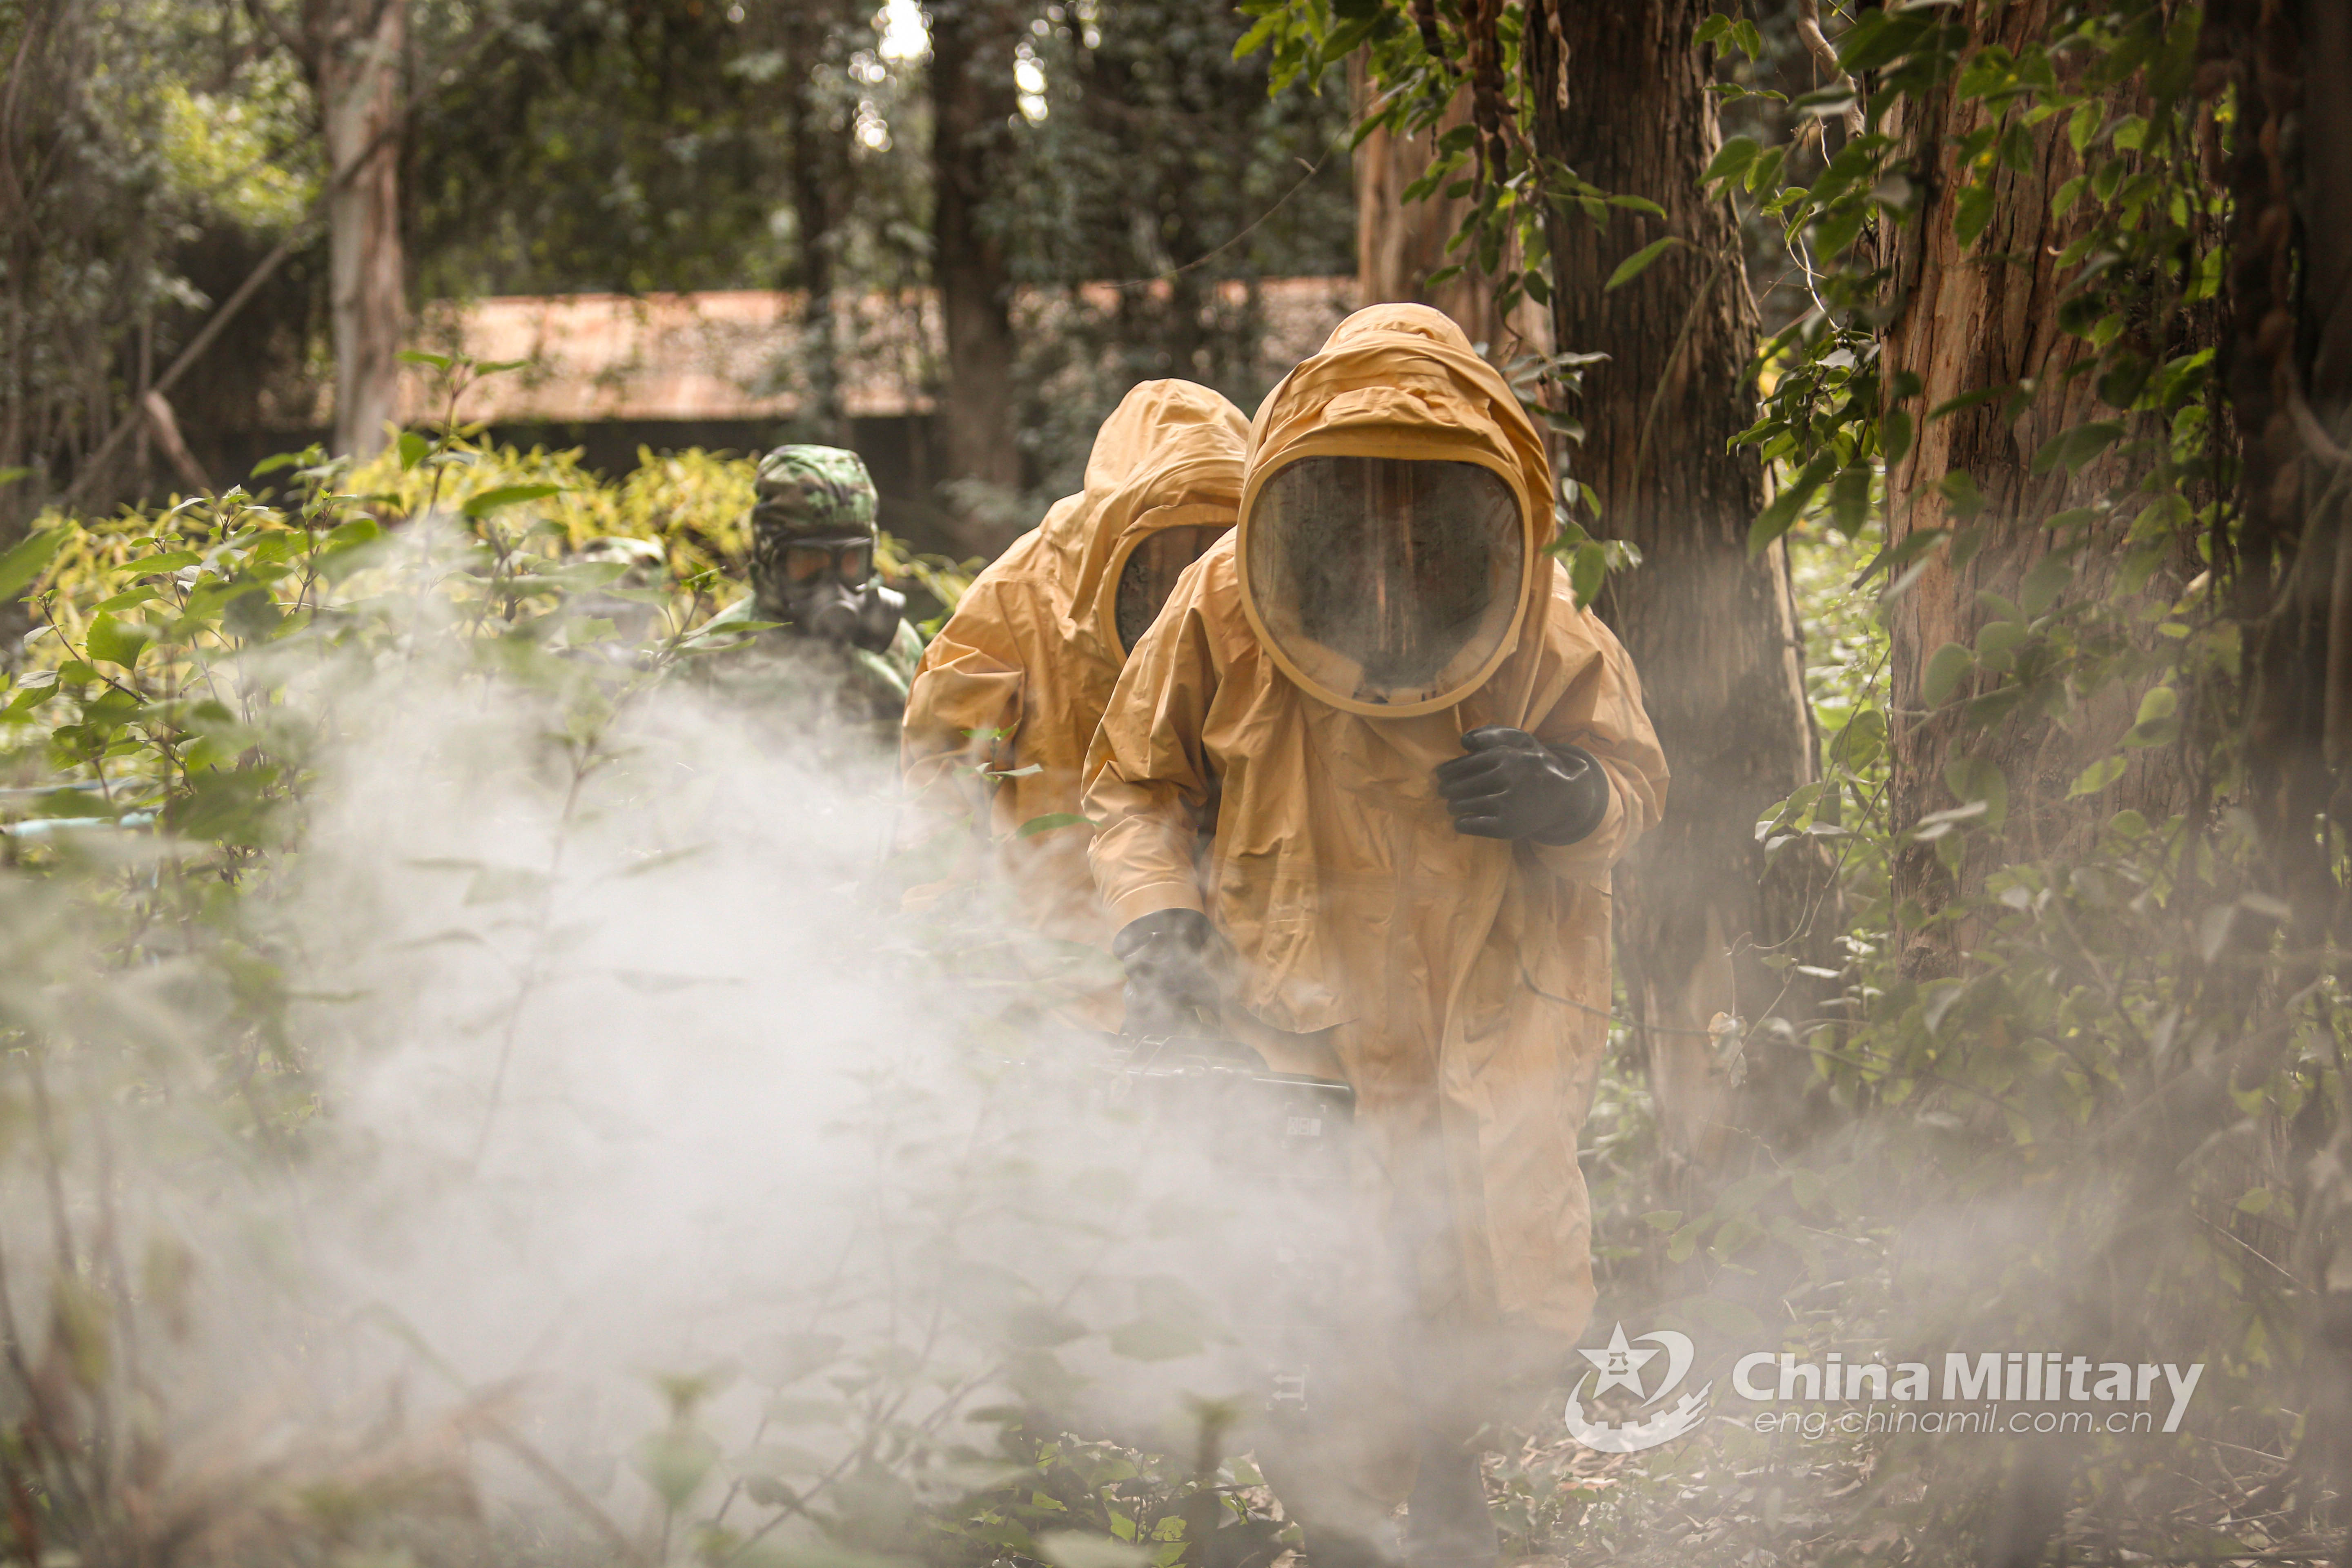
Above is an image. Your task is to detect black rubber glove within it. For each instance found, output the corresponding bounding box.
[1434,725,1611,845]
[1112,908,1221,1038]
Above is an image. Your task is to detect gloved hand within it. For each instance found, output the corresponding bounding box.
[1434,725,1611,845]
[1112,907,1221,1037]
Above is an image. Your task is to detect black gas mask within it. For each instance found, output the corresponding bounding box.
[753,534,907,654]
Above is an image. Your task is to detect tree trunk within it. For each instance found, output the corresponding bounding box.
[1352,68,1551,368]
[928,0,1022,550]
[783,0,858,445]
[313,0,405,460]
[1524,0,1830,1168]
[2202,0,2352,1535]
[1876,0,2196,982]
[2208,0,2352,929]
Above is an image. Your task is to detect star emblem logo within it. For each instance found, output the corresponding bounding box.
[1578,1321,1659,1398]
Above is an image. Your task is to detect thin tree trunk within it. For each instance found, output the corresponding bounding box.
[1523,0,1831,1170]
[1876,0,2196,982]
[928,0,1022,550]
[784,1,857,445]
[316,0,405,459]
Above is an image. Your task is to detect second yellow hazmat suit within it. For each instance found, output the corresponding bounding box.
[1082,306,1669,1539]
[900,380,1249,1016]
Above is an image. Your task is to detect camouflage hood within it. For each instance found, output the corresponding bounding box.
[751,445,880,547]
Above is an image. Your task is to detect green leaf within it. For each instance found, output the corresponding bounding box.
[1832,707,1887,768]
[1568,540,1608,609]
[1922,642,1974,706]
[1827,466,1873,537]
[1881,408,1914,464]
[1109,1319,1203,1362]
[466,865,551,905]
[2020,551,2073,615]
[1840,8,1926,73]
[1953,180,1999,249]
[1927,385,2013,422]
[1938,469,1985,520]
[0,526,69,601]
[1702,136,1759,186]
[1604,236,1682,291]
[1231,9,1281,58]
[1017,813,1094,840]
[1038,1532,1152,1568]
[2067,100,2102,154]
[2069,756,2127,797]
[461,483,564,518]
[2030,420,2127,475]
[1811,200,1871,261]
[1749,453,1835,554]
[395,349,452,370]
[1974,619,2027,673]
[85,613,154,670]
[634,1425,719,1508]
[397,431,431,471]
[1943,756,2009,830]
[678,595,779,648]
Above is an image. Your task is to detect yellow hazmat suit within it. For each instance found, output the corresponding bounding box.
[1083,306,1668,1469]
[900,380,1250,995]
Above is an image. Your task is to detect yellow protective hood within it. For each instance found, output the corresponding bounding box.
[1238,303,1553,717]
[1037,379,1250,662]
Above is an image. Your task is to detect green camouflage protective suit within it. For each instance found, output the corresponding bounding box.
[742,444,921,717]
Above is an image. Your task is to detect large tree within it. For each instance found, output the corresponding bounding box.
[1519,2,1832,1165]
[928,0,1025,548]
[780,0,868,444]
[2204,0,2352,1533]
[1870,0,2201,984]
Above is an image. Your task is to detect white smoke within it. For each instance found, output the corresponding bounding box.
[33,634,1285,1564]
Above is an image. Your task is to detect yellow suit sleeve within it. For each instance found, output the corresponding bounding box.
[1082,585,1219,928]
[1529,608,1670,883]
[900,579,1026,835]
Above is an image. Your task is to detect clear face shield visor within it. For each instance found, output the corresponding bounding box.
[1243,455,1527,711]
[1111,524,1221,655]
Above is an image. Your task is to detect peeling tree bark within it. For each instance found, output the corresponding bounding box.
[1877,0,2197,982]
[1524,0,1833,1169]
